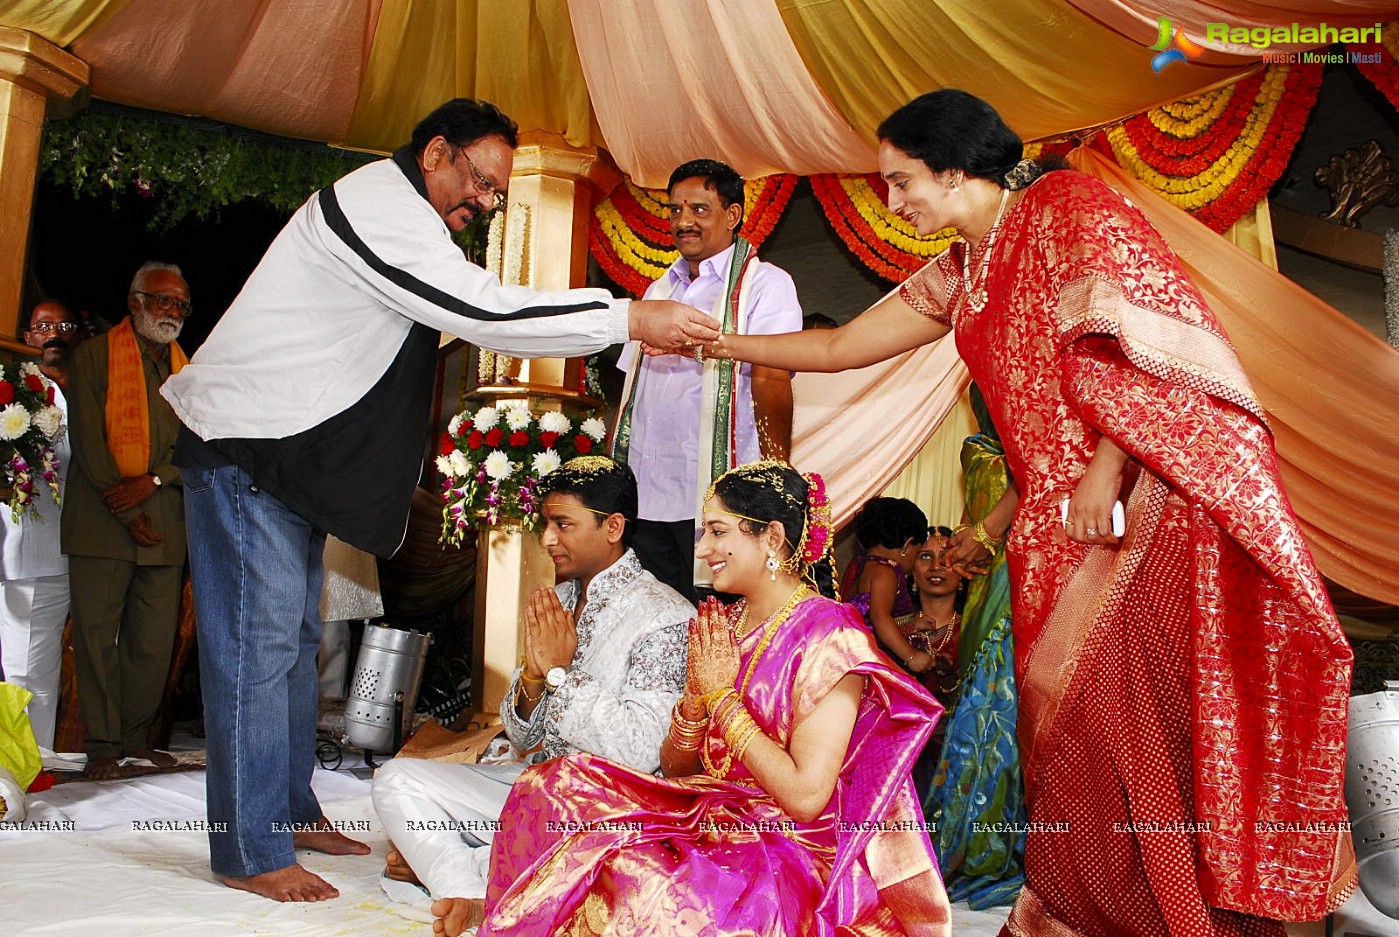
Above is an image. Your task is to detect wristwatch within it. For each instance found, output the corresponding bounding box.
[147,472,162,488]
[545,666,569,690]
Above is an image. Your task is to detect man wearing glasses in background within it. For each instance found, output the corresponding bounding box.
[159,98,720,905]
[63,262,190,780]
[0,300,83,753]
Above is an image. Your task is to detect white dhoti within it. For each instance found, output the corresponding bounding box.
[0,574,70,750]
[371,757,525,902]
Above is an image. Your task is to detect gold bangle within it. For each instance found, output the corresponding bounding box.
[971,520,1004,553]
[520,671,546,686]
[672,701,708,731]
[701,686,737,715]
[668,724,702,752]
[731,722,763,764]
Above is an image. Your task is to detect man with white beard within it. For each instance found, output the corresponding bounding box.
[62,262,190,779]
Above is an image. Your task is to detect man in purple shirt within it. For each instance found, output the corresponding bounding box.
[612,159,803,602]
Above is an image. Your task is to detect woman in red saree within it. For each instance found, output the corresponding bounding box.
[478,462,951,936]
[708,90,1355,936]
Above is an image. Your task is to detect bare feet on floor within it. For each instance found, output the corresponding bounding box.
[222,863,339,902]
[83,755,124,780]
[431,897,485,936]
[384,848,422,885]
[126,747,178,769]
[292,816,372,856]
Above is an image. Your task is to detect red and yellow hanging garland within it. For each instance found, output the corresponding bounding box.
[589,175,797,297]
[590,65,1328,287]
[1102,63,1322,232]
[1348,25,1399,111]
[808,173,957,282]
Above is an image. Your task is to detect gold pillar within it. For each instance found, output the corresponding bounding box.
[0,28,88,354]
[470,132,602,714]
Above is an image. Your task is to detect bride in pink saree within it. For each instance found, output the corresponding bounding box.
[708,91,1355,937]
[479,462,950,935]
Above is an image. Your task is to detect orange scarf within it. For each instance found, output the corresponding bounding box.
[105,316,187,477]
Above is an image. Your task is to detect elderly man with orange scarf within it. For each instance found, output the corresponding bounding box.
[62,262,190,780]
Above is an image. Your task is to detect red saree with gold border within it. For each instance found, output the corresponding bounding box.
[478,596,947,935]
[900,170,1355,936]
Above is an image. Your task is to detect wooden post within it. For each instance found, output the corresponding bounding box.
[0,28,87,354]
[469,133,602,714]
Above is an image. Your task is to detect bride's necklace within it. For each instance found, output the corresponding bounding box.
[959,188,1012,313]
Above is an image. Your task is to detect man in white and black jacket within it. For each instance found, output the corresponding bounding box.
[159,99,718,905]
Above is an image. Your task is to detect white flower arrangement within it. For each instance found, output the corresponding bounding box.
[471,406,499,431]
[531,449,562,476]
[539,411,572,434]
[437,401,610,542]
[580,417,607,441]
[0,366,65,521]
[0,404,31,442]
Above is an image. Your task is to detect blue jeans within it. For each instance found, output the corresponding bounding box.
[184,463,327,878]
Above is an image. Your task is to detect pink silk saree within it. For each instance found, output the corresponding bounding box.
[900,170,1355,936]
[479,595,947,935]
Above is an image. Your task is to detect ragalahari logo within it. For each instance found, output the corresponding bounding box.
[1150,17,1204,71]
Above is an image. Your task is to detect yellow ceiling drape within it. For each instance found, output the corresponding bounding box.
[0,0,130,46]
[775,0,1257,143]
[345,0,595,153]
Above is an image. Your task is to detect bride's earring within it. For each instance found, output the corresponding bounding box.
[766,550,779,581]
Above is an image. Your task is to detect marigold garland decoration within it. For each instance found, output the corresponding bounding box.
[1348,27,1399,111]
[590,175,797,297]
[808,173,959,283]
[1103,64,1323,232]
[806,143,1073,284]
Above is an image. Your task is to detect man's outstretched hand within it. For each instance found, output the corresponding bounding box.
[628,300,719,351]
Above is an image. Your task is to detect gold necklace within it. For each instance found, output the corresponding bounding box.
[959,188,1011,313]
[703,584,810,779]
[915,610,961,656]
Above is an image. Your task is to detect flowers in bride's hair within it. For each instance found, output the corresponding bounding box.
[438,402,611,544]
[580,417,607,441]
[0,405,31,441]
[539,411,572,434]
[532,450,562,476]
[484,451,515,480]
[472,406,500,431]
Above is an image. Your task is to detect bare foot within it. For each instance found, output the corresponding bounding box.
[84,755,124,780]
[385,848,422,885]
[126,747,178,769]
[292,816,371,856]
[431,897,485,936]
[222,863,338,902]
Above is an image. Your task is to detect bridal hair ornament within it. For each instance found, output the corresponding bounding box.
[1004,158,1038,191]
[705,461,834,581]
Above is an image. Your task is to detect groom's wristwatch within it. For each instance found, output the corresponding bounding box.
[545,666,569,690]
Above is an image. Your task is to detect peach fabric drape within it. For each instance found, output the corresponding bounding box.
[565,0,874,187]
[790,309,969,530]
[1074,147,1399,603]
[70,0,374,143]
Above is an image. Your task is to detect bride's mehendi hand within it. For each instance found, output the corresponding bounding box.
[689,597,740,700]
